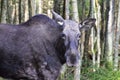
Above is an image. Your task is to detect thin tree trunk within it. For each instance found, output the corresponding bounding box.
[47,0,53,17]
[7,0,14,23]
[1,0,7,23]
[28,0,36,18]
[54,0,64,15]
[114,0,120,71]
[24,0,29,21]
[71,0,79,22]
[100,0,106,63]
[14,0,19,24]
[82,0,86,19]
[105,0,114,69]
[89,0,96,71]
[19,0,29,23]
[65,0,69,19]
[96,0,101,68]
[19,0,25,23]
[36,0,42,14]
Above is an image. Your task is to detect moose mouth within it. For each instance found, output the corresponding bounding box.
[65,53,80,67]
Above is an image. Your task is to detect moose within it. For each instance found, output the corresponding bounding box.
[0,11,96,80]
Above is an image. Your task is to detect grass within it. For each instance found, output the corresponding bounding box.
[58,64,120,80]
[81,66,120,80]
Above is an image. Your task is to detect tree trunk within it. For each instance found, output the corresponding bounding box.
[14,0,19,24]
[47,0,53,17]
[100,0,106,64]
[71,0,79,22]
[89,0,96,71]
[96,0,101,68]
[105,0,114,69]
[36,0,42,14]
[54,0,64,16]
[28,0,36,18]
[19,0,26,23]
[7,0,14,23]
[64,0,69,19]
[1,0,7,23]
[24,0,29,21]
[114,0,120,71]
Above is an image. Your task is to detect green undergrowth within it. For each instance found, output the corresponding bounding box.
[81,67,120,80]
[58,65,120,80]
[57,67,74,80]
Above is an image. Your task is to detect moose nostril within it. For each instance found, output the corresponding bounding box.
[70,55,77,64]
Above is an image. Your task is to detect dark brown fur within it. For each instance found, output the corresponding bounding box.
[0,12,96,80]
[0,14,63,80]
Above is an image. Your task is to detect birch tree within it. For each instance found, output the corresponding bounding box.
[88,0,96,71]
[14,0,19,24]
[114,0,120,71]
[28,0,36,17]
[64,0,69,19]
[0,0,7,23]
[71,0,79,22]
[105,0,114,69]
[96,0,101,68]
[36,0,42,14]
[47,0,53,17]
[7,0,14,23]
[19,0,28,23]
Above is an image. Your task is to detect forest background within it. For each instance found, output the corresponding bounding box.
[0,0,120,80]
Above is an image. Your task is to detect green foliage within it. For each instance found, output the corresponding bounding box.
[81,66,120,80]
[58,65,120,80]
[78,0,90,20]
[57,67,74,80]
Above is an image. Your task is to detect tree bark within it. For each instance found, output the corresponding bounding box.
[7,0,14,23]
[1,0,7,23]
[71,0,79,22]
[114,0,120,71]
[54,0,64,16]
[64,0,69,19]
[96,0,101,68]
[36,0,42,14]
[14,0,19,24]
[24,0,29,21]
[47,0,53,17]
[89,0,96,71]
[28,0,36,18]
[105,0,114,69]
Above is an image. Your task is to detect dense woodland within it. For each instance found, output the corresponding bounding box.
[0,0,120,80]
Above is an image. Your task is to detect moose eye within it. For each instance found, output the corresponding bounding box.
[61,33,66,40]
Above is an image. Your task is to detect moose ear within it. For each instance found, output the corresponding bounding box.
[52,10,64,26]
[79,18,96,30]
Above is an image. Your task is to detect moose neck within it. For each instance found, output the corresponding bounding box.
[55,37,66,64]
